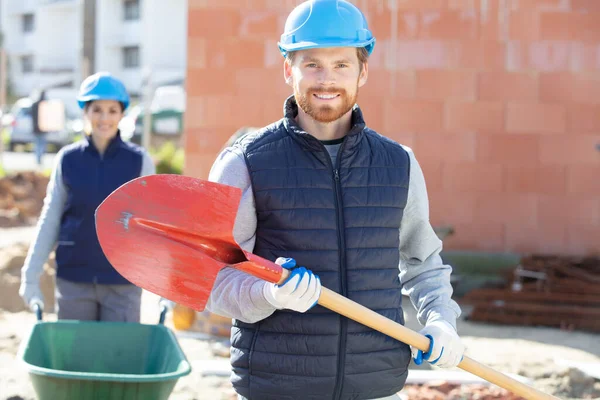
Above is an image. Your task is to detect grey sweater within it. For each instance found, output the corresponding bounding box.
[206,143,461,330]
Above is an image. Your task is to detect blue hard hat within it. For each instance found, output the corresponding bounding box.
[77,72,130,110]
[278,0,376,57]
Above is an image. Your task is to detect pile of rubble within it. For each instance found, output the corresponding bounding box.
[462,254,600,333]
[400,382,525,400]
[0,172,49,228]
[0,242,56,312]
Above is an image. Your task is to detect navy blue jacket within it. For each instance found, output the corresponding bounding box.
[230,98,412,400]
[55,132,144,284]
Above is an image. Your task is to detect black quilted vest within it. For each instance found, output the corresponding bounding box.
[231,97,412,400]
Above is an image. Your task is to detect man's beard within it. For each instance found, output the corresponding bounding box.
[295,86,358,123]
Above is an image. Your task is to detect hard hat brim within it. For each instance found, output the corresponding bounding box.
[278,38,375,57]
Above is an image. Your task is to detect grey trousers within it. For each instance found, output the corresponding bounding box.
[55,277,142,322]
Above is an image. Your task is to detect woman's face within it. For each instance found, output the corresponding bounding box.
[84,100,124,140]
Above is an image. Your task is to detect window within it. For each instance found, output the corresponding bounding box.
[22,14,35,33]
[21,55,34,74]
[124,0,140,21]
[122,46,140,68]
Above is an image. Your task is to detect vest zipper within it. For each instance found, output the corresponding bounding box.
[324,142,348,400]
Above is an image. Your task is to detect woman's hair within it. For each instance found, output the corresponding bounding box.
[84,100,126,112]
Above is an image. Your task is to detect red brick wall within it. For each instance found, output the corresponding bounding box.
[185,0,600,256]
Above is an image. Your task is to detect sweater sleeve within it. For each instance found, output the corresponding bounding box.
[21,149,68,283]
[204,146,277,323]
[398,146,462,330]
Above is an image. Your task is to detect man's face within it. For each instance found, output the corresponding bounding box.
[284,47,368,123]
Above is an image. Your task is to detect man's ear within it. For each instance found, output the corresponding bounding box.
[283,59,293,87]
[358,61,369,88]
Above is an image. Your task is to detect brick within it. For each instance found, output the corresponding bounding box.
[419,10,479,40]
[388,40,457,69]
[442,162,504,192]
[188,95,265,131]
[418,161,443,191]
[235,68,292,99]
[205,39,266,69]
[571,229,600,255]
[507,41,571,72]
[361,70,416,100]
[504,165,567,194]
[185,127,238,154]
[447,0,504,40]
[506,103,566,134]
[187,9,240,39]
[444,222,505,251]
[569,43,600,72]
[415,132,477,164]
[428,190,476,225]
[389,132,417,150]
[567,165,600,194]
[453,40,506,70]
[187,37,207,69]
[239,11,279,38]
[396,0,447,9]
[416,70,477,100]
[538,195,599,227]
[570,0,600,11]
[383,100,443,132]
[186,68,238,96]
[474,193,538,226]
[505,222,567,254]
[477,134,540,165]
[184,153,221,180]
[359,98,385,132]
[444,102,504,132]
[539,135,600,165]
[539,12,600,42]
[509,10,539,41]
[508,0,566,10]
[478,71,538,101]
[540,73,600,104]
[567,226,600,255]
[568,104,600,132]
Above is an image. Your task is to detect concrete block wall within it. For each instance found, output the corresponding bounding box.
[185,0,600,255]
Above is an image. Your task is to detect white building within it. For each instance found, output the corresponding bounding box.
[95,0,187,96]
[0,0,187,98]
[1,0,84,97]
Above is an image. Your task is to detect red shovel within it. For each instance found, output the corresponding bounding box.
[95,174,557,400]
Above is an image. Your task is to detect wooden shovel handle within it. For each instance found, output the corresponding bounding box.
[317,287,559,400]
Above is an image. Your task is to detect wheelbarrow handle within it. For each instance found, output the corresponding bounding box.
[29,298,44,322]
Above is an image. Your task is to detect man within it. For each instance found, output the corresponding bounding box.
[206,1,464,399]
[31,89,47,166]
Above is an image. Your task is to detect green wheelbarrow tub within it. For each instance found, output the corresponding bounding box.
[17,320,191,400]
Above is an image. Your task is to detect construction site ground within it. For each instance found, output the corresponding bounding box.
[0,172,599,400]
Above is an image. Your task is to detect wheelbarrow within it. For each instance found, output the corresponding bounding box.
[17,301,192,400]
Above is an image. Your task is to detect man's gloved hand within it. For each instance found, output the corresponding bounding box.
[263,257,321,312]
[18,281,44,311]
[411,320,465,368]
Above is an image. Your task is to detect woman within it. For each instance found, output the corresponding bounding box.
[19,72,156,322]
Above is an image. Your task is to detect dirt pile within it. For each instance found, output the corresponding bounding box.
[0,243,55,313]
[400,381,526,400]
[0,172,49,228]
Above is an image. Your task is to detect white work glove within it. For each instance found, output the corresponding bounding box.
[18,281,45,312]
[263,257,321,313]
[411,320,465,368]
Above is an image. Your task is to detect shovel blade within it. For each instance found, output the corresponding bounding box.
[95,174,243,311]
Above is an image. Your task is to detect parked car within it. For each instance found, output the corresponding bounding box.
[119,85,185,145]
[6,96,83,152]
